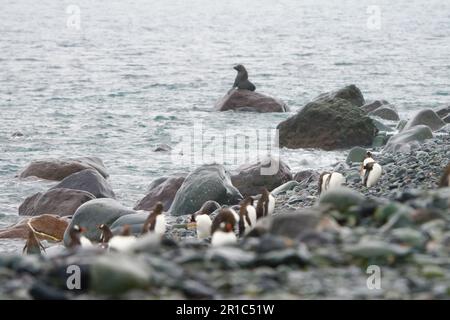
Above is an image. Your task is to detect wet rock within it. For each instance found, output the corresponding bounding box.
[231,157,292,196]
[269,209,322,239]
[436,106,450,118]
[314,84,365,107]
[63,198,136,245]
[404,109,446,132]
[319,188,365,212]
[277,86,376,150]
[344,240,411,260]
[369,106,400,121]
[18,157,109,181]
[215,89,288,113]
[271,181,299,196]
[19,188,95,217]
[360,100,389,113]
[443,115,450,123]
[134,175,185,211]
[51,169,115,199]
[372,119,394,132]
[383,125,433,154]
[346,146,367,164]
[0,214,68,240]
[181,280,215,299]
[153,144,172,152]
[170,164,242,216]
[254,246,310,267]
[390,228,428,249]
[293,170,320,184]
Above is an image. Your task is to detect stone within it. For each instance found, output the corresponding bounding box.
[153,144,172,152]
[215,89,288,113]
[51,169,115,199]
[346,146,367,164]
[313,84,365,107]
[19,188,95,217]
[18,157,108,181]
[63,198,136,245]
[134,175,185,211]
[230,157,292,196]
[277,86,376,150]
[369,106,400,121]
[360,100,389,113]
[0,214,69,240]
[319,187,365,212]
[293,170,320,184]
[436,106,450,118]
[403,109,446,132]
[169,164,242,216]
[383,125,433,154]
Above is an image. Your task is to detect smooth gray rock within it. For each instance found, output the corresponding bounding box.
[346,146,367,164]
[384,125,433,154]
[134,175,185,211]
[404,109,446,132]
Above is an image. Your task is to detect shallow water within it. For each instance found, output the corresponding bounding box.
[1,0,449,251]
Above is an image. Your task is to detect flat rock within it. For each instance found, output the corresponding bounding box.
[0,214,69,240]
[215,89,288,113]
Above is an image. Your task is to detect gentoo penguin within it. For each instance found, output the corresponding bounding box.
[67,225,92,249]
[238,196,257,237]
[360,152,382,187]
[108,224,137,252]
[141,202,166,236]
[231,64,256,92]
[23,229,46,255]
[98,224,113,243]
[256,188,275,220]
[211,208,237,246]
[189,201,220,239]
[318,171,346,195]
[439,163,450,187]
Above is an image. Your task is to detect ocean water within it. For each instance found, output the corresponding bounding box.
[0,0,449,251]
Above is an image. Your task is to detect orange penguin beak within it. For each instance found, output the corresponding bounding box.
[226,223,233,232]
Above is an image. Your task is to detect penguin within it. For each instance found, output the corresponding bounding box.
[439,163,450,187]
[256,188,275,220]
[360,152,382,187]
[238,196,257,237]
[211,208,237,247]
[67,225,92,249]
[108,224,137,252]
[318,171,346,195]
[189,201,220,239]
[230,64,256,92]
[98,224,113,243]
[141,202,166,236]
[23,229,46,255]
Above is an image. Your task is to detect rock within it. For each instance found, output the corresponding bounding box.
[396,119,407,131]
[110,212,148,235]
[19,188,95,217]
[11,131,24,137]
[277,87,376,150]
[90,254,151,295]
[403,109,446,132]
[436,106,450,118]
[319,187,365,212]
[230,157,292,196]
[443,115,450,123]
[255,247,310,267]
[346,146,367,164]
[269,209,322,239]
[153,144,172,152]
[215,89,288,113]
[372,133,388,148]
[383,125,433,154]
[169,164,242,216]
[63,198,136,245]
[344,240,411,260]
[369,106,400,121]
[313,84,365,107]
[361,100,386,113]
[18,157,108,181]
[271,181,299,196]
[134,175,185,211]
[51,169,115,199]
[293,170,320,184]
[0,214,69,240]
[390,228,428,249]
[372,119,394,132]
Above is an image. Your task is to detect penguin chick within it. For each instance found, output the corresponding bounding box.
[256,188,275,220]
[318,171,346,195]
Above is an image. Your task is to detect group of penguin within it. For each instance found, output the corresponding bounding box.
[318,151,383,195]
[23,150,450,255]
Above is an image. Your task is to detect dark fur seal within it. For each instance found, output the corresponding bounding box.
[231,64,256,91]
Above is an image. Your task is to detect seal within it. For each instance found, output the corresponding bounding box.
[231,64,256,92]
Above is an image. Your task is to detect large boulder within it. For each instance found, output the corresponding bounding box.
[63,198,136,246]
[403,109,446,132]
[277,86,377,150]
[0,214,69,240]
[19,188,95,217]
[134,175,185,211]
[383,125,433,154]
[51,169,115,199]
[169,164,243,216]
[346,146,367,164]
[18,156,109,181]
[230,157,292,196]
[369,106,400,121]
[314,84,365,107]
[215,89,288,113]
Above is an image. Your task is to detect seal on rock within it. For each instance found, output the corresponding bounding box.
[231,64,256,92]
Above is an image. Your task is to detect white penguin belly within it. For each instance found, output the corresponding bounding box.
[366,163,382,187]
[108,236,136,252]
[247,205,257,226]
[211,231,237,247]
[195,214,212,239]
[267,194,275,216]
[154,215,166,236]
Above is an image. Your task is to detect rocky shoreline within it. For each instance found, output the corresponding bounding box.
[1,85,449,300]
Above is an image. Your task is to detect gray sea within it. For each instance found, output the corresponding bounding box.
[0,0,449,252]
